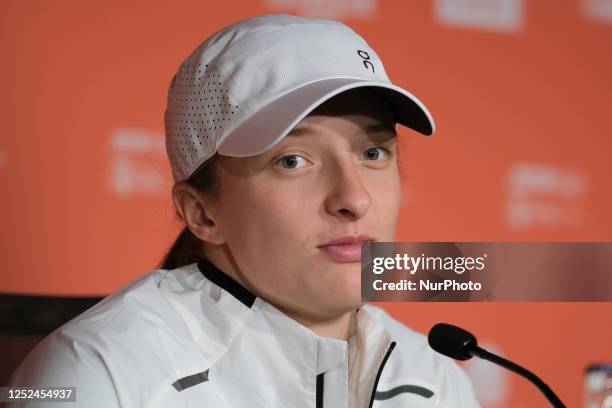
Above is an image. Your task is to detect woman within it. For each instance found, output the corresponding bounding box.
[8,14,480,407]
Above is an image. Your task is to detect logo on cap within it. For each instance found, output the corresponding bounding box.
[357,50,375,73]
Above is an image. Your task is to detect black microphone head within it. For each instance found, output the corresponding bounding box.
[428,323,478,361]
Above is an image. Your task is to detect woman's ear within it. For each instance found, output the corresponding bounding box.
[172,182,225,245]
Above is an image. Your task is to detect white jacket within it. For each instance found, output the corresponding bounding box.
[8,260,480,407]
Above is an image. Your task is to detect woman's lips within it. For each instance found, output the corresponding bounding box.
[318,242,366,262]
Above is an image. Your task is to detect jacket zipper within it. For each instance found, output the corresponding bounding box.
[316,372,325,408]
[367,341,397,408]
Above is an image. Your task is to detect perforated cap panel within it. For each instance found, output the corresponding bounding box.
[164,63,238,182]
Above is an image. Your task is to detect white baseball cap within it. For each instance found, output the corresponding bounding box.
[164,13,435,183]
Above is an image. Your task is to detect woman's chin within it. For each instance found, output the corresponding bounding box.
[325,272,362,308]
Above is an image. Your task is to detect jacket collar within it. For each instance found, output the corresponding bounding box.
[159,259,393,379]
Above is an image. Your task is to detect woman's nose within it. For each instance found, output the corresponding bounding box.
[324,161,371,221]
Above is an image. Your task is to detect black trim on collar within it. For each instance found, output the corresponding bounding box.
[368,341,397,408]
[197,259,256,308]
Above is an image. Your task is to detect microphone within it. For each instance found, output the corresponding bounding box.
[428,323,566,408]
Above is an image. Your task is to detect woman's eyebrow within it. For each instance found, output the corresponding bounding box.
[286,124,314,137]
[362,122,397,136]
[286,122,397,137]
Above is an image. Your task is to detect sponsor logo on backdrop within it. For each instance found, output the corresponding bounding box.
[505,162,588,229]
[581,0,612,23]
[464,343,510,405]
[264,0,377,19]
[107,128,170,197]
[434,0,524,32]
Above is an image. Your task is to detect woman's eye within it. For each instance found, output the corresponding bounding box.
[275,154,308,170]
[363,147,387,161]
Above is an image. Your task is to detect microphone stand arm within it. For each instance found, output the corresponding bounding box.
[469,346,566,408]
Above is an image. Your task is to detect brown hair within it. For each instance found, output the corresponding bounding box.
[158,154,221,270]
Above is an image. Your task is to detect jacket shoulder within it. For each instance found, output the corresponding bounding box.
[7,267,195,407]
[6,326,121,408]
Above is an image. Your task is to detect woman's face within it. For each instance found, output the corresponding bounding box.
[209,89,401,320]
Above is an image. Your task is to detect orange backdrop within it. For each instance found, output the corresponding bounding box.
[1,1,611,406]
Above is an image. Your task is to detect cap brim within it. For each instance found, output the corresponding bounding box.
[217,77,435,157]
